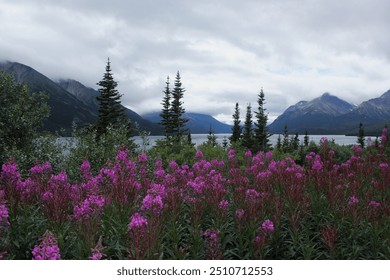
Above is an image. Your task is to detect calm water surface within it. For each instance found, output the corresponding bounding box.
[133,134,375,150]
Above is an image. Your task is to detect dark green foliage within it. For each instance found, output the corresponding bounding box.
[357,122,365,148]
[230,102,242,143]
[253,88,271,152]
[95,59,130,138]
[170,71,189,142]
[159,76,174,137]
[207,126,218,147]
[0,71,50,163]
[242,103,254,149]
[304,130,309,146]
[65,124,137,179]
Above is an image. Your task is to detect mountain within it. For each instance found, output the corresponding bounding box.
[142,112,232,134]
[0,61,162,135]
[0,61,97,133]
[57,79,163,135]
[334,90,390,135]
[268,93,356,134]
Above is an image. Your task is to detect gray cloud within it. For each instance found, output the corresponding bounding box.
[1,0,390,124]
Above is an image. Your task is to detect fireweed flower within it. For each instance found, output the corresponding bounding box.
[204,229,222,259]
[218,200,229,212]
[348,196,359,206]
[245,189,260,201]
[228,149,236,161]
[0,204,10,227]
[141,194,163,214]
[32,231,61,260]
[369,200,381,207]
[195,150,204,161]
[138,153,148,163]
[80,160,92,181]
[245,149,252,158]
[128,213,148,230]
[30,161,52,176]
[72,195,105,220]
[261,219,275,233]
[312,156,323,171]
[235,209,245,219]
[379,163,389,170]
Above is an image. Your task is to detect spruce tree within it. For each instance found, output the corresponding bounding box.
[357,122,365,148]
[160,76,173,137]
[96,58,128,138]
[304,130,309,146]
[242,103,254,150]
[282,125,289,152]
[254,87,271,151]
[230,102,242,143]
[170,71,188,142]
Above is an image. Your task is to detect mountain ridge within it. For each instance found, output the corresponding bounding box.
[268,92,390,135]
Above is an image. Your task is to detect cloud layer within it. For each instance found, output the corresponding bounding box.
[1,0,390,123]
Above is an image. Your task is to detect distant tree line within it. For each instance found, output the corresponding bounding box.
[229,88,272,152]
[159,71,189,144]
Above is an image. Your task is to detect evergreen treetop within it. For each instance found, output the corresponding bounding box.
[242,103,254,149]
[170,71,188,141]
[230,102,242,143]
[95,58,128,138]
[160,76,173,137]
[254,87,271,151]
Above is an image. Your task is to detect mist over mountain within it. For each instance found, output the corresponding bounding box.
[0,61,228,135]
[0,61,97,133]
[57,79,162,134]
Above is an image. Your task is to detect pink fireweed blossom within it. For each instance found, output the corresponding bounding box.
[204,229,220,242]
[80,160,92,181]
[29,161,52,176]
[195,150,204,161]
[379,163,389,170]
[138,152,148,163]
[32,231,61,260]
[348,196,359,206]
[235,209,245,219]
[369,200,381,208]
[312,156,323,171]
[128,213,148,230]
[261,219,275,234]
[72,195,105,220]
[228,149,236,161]
[245,189,260,201]
[0,204,10,227]
[245,149,252,158]
[141,194,164,214]
[218,200,229,212]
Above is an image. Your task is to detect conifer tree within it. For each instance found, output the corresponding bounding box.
[304,130,309,146]
[95,58,128,138]
[170,71,188,142]
[230,102,242,144]
[357,122,365,148]
[242,103,254,149]
[254,87,271,151]
[282,125,289,152]
[160,76,173,137]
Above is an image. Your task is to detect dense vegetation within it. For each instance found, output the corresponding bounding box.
[1,68,390,260]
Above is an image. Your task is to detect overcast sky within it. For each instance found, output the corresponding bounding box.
[1,0,390,124]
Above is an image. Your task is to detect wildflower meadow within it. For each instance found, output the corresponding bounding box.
[1,135,390,260]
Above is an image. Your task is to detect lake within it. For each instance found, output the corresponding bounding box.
[133,134,376,150]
